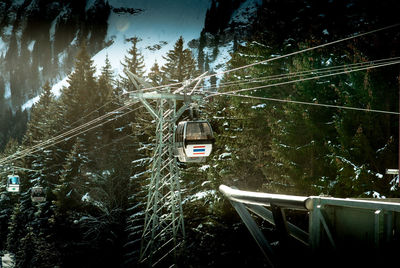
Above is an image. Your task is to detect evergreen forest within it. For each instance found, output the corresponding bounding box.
[1,0,400,267]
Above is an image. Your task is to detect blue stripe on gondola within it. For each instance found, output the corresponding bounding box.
[193,148,206,152]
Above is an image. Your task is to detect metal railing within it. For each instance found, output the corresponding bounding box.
[219,185,400,267]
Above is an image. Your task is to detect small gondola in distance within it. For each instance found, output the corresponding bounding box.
[31,186,46,202]
[6,174,20,193]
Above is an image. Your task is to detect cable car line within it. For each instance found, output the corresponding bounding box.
[201,57,400,91]
[2,55,396,164]
[210,57,400,88]
[0,101,146,165]
[0,100,158,166]
[200,57,400,92]
[204,59,400,107]
[0,100,138,164]
[2,55,397,165]
[3,25,399,166]
[0,104,142,165]
[92,122,156,152]
[122,24,400,98]
[220,92,399,115]
[192,23,400,82]
[0,165,41,176]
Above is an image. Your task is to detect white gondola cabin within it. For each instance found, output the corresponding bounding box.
[31,186,45,202]
[176,120,215,162]
[7,175,20,193]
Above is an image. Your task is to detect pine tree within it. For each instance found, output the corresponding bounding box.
[147,61,162,86]
[161,36,198,84]
[198,47,205,72]
[55,138,90,213]
[23,81,56,147]
[98,54,114,107]
[15,226,37,268]
[326,66,398,197]
[6,194,37,260]
[61,41,98,127]
[198,31,207,72]
[96,53,115,130]
[119,37,146,90]
[21,82,57,206]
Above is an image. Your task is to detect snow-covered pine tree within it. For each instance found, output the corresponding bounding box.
[55,137,90,213]
[59,41,102,166]
[23,82,55,166]
[6,191,37,263]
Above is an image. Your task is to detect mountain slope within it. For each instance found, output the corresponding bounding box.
[22,0,262,109]
[0,0,111,109]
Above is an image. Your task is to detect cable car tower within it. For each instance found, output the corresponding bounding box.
[125,70,208,266]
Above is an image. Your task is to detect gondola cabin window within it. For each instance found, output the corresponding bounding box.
[185,122,213,141]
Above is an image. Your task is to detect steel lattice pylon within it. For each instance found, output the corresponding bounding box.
[139,97,185,266]
[126,71,204,266]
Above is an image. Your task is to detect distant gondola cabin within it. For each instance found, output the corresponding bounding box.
[7,175,20,193]
[31,186,45,202]
[176,120,215,162]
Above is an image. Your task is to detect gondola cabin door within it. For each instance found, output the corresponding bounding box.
[7,175,20,193]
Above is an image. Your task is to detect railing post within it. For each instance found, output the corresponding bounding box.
[270,203,289,247]
[308,197,321,252]
[229,200,277,268]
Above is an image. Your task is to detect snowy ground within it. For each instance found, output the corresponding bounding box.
[1,253,15,268]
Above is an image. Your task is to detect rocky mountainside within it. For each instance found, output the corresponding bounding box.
[0,0,262,112]
[0,0,111,109]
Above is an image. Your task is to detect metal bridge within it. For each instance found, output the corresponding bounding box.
[219,185,400,267]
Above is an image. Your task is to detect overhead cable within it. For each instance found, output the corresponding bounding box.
[196,23,400,81]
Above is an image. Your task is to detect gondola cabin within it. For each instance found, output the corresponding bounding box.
[31,186,45,202]
[176,120,215,162]
[7,175,20,193]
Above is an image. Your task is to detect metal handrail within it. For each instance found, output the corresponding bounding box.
[219,185,311,210]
